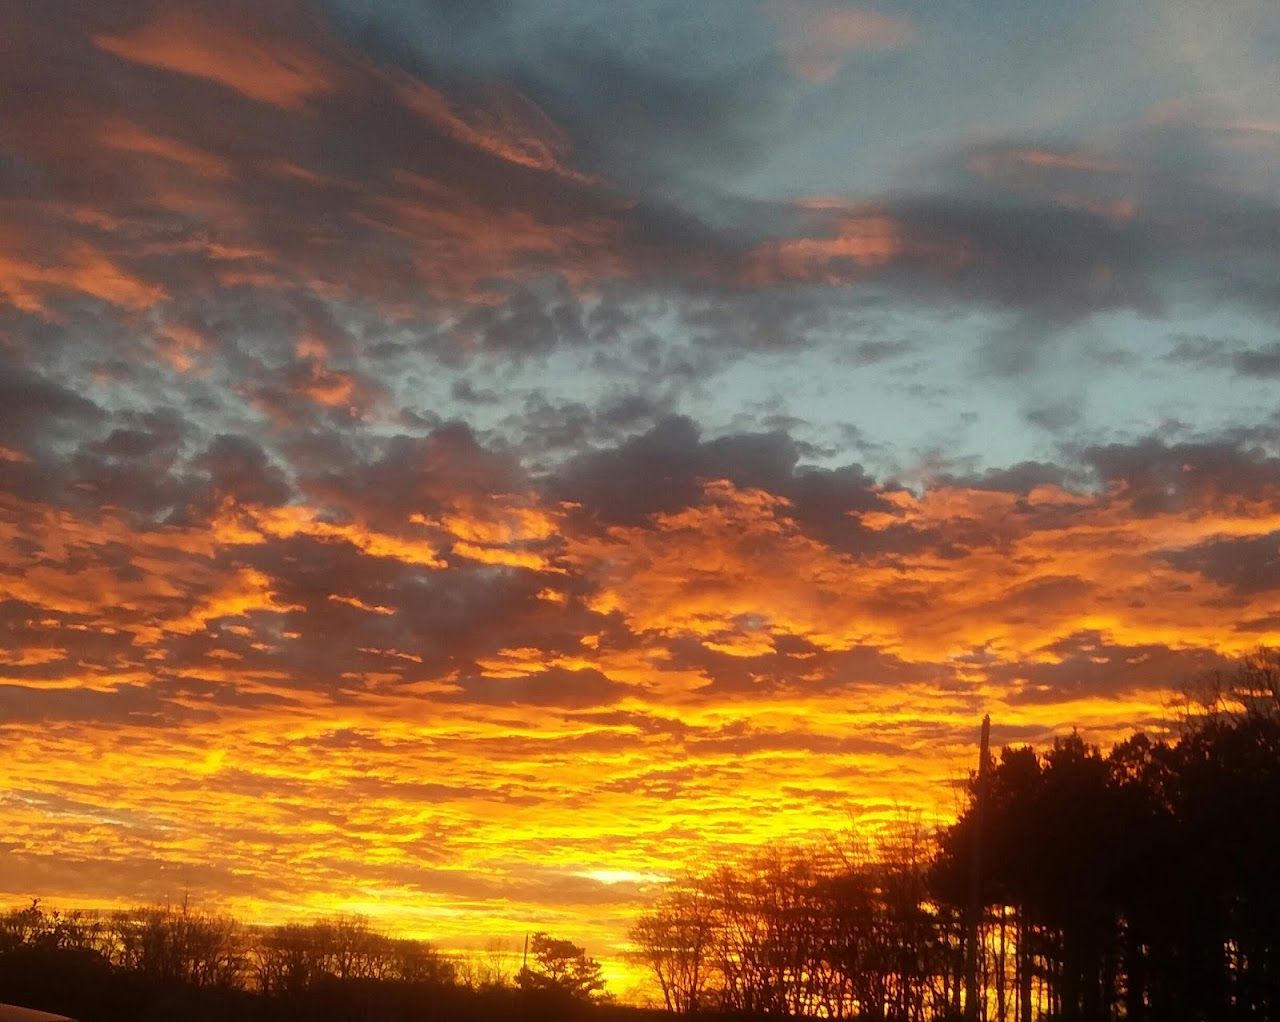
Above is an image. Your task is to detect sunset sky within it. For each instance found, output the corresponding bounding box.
[2,0,1279,993]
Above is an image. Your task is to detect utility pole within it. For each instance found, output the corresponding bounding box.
[964,714,991,1021]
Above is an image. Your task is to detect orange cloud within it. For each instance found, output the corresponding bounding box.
[967,146,1140,222]
[0,227,165,314]
[1,0,635,333]
[167,567,302,635]
[765,1,916,82]
[395,77,594,183]
[567,477,1280,665]
[154,322,213,375]
[1005,149,1131,175]
[93,9,333,110]
[747,212,904,281]
[290,358,379,416]
[744,204,967,285]
[378,173,629,302]
[98,118,233,180]
[328,594,396,615]
[215,504,448,569]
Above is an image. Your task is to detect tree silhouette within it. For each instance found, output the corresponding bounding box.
[518,932,608,1002]
[629,881,716,1013]
[930,650,1280,1020]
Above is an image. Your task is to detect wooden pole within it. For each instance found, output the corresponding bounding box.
[965,714,992,1020]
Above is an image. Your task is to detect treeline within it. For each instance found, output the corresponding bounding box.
[630,828,957,1019]
[0,903,620,1022]
[630,649,1280,1021]
[1,903,457,991]
[4,651,1277,1021]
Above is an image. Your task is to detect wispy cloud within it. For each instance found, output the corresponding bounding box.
[764,0,916,82]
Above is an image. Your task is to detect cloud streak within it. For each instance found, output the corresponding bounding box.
[765,1,917,82]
